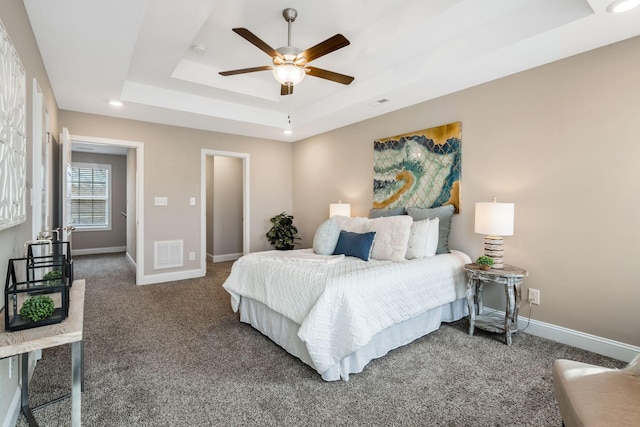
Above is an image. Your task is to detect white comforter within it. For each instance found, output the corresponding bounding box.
[223,249,471,376]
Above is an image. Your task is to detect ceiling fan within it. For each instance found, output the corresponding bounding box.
[219,8,354,96]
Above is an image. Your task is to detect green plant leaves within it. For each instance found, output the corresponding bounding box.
[20,295,56,322]
[43,270,63,286]
[266,212,301,250]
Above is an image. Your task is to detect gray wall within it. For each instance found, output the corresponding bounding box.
[0,2,60,423]
[58,111,293,276]
[213,156,243,256]
[71,152,127,252]
[292,36,640,347]
[206,155,243,259]
[126,148,137,262]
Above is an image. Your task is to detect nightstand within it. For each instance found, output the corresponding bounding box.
[464,263,528,345]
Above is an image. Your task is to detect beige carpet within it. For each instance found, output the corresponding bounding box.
[17,253,625,426]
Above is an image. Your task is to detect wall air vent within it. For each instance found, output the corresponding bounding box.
[154,240,183,269]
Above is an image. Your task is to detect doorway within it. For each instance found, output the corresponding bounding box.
[201,150,250,264]
[62,132,144,284]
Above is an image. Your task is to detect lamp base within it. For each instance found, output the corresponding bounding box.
[484,236,504,269]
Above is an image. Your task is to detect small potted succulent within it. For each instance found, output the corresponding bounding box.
[43,270,63,286]
[476,255,494,270]
[20,295,56,322]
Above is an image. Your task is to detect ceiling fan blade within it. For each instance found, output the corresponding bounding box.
[281,84,293,96]
[306,66,354,85]
[299,34,350,63]
[219,65,273,76]
[232,28,283,60]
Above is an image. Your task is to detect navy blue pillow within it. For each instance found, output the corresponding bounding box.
[333,231,376,261]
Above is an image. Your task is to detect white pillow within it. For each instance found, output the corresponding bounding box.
[367,215,413,262]
[406,217,440,259]
[333,215,369,233]
[313,217,341,255]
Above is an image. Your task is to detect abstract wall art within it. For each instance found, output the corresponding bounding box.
[373,122,461,213]
[0,19,27,231]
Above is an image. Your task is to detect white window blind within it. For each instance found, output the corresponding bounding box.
[70,162,111,229]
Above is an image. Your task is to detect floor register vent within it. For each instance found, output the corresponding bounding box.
[154,240,183,269]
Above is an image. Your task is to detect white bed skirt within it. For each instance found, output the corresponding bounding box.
[238,297,468,381]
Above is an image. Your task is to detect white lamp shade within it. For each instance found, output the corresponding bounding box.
[475,201,514,236]
[273,65,306,86]
[330,202,351,218]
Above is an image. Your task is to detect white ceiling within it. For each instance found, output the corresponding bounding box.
[23,0,640,143]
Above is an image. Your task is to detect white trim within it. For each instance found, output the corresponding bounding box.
[126,251,137,267]
[208,252,243,263]
[200,149,250,272]
[484,307,640,363]
[32,78,47,238]
[136,268,203,285]
[2,385,20,427]
[71,246,126,256]
[70,135,144,285]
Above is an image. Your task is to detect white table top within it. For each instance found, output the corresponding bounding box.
[0,280,85,358]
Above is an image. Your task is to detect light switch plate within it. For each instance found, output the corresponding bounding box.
[154,197,168,206]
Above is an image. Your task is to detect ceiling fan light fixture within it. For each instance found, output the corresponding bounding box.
[607,0,640,12]
[273,64,306,86]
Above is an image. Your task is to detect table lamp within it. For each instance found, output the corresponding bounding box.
[474,197,514,269]
[329,201,351,217]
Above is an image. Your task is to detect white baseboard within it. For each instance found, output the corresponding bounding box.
[126,251,136,267]
[485,307,640,363]
[138,268,205,286]
[209,252,242,263]
[71,246,126,256]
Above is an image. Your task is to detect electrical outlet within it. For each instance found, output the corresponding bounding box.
[189,252,195,261]
[528,288,540,305]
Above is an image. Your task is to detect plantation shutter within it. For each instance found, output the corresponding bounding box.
[70,164,110,227]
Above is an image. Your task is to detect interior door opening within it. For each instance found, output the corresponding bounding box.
[60,130,144,284]
[201,150,250,267]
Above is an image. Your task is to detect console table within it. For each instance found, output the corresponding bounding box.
[0,280,85,426]
[464,264,528,345]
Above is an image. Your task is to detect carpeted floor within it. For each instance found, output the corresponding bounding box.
[17,253,625,426]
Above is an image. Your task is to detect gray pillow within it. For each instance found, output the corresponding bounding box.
[368,207,406,218]
[406,205,455,254]
[313,217,341,255]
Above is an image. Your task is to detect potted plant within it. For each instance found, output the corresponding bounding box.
[476,255,494,270]
[20,295,56,322]
[266,212,301,250]
[43,270,63,286]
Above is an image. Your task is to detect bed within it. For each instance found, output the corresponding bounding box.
[223,207,471,381]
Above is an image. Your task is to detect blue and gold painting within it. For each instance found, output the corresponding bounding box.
[373,122,461,213]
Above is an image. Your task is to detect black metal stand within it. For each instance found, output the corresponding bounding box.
[19,339,84,427]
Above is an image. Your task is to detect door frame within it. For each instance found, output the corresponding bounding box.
[31,79,50,240]
[200,149,250,264]
[67,134,145,285]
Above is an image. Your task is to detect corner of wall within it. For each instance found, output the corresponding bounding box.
[0,356,21,427]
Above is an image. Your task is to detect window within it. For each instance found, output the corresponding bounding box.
[70,162,111,230]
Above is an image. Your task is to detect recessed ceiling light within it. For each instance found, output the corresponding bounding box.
[109,99,123,107]
[369,98,391,107]
[607,0,640,13]
[283,129,293,135]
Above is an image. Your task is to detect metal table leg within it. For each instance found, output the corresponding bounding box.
[72,340,82,426]
[21,352,38,427]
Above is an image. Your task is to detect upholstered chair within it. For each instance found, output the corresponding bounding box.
[552,354,640,426]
